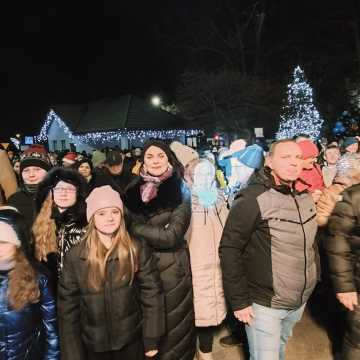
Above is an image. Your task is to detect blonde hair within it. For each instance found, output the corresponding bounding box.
[8,249,40,311]
[32,193,58,261]
[85,212,138,290]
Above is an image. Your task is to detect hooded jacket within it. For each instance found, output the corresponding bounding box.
[219,167,318,311]
[35,168,88,281]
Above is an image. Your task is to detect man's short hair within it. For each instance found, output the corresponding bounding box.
[268,139,296,157]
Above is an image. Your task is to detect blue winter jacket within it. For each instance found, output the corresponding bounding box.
[0,270,59,360]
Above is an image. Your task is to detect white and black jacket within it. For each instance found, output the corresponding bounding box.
[219,167,318,311]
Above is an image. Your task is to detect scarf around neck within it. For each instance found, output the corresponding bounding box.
[139,165,173,203]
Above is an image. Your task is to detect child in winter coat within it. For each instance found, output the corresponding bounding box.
[185,159,228,360]
[58,185,165,360]
[0,206,59,359]
[296,140,324,203]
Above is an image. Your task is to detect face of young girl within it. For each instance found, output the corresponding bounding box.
[94,207,121,235]
[53,181,77,210]
[0,241,16,261]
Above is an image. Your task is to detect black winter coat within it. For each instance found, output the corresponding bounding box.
[0,270,59,360]
[326,184,360,293]
[124,175,196,360]
[44,208,87,285]
[58,239,165,360]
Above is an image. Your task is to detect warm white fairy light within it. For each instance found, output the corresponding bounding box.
[276,66,324,140]
[35,109,203,145]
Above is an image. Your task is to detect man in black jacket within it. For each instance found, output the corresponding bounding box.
[326,184,360,359]
[219,139,318,360]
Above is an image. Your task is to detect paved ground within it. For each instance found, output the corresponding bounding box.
[208,308,334,360]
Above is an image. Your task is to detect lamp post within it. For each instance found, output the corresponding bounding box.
[151,95,162,107]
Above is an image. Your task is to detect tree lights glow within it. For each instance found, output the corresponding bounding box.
[276,66,323,140]
[35,109,202,146]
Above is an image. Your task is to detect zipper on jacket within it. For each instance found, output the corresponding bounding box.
[59,227,65,273]
[293,195,307,306]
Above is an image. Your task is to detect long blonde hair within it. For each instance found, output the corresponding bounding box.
[8,249,40,311]
[32,193,57,261]
[86,212,138,290]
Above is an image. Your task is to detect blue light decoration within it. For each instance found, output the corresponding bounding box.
[332,121,346,136]
[35,109,203,145]
[333,110,360,137]
[276,66,324,140]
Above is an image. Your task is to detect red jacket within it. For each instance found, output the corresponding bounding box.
[296,164,324,193]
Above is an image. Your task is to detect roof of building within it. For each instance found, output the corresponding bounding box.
[51,94,188,134]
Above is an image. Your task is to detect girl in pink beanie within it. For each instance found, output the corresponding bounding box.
[58,185,165,360]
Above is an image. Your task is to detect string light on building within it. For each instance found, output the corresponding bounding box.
[35,109,203,145]
[10,137,20,149]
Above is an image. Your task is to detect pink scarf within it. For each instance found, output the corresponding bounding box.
[140,165,173,203]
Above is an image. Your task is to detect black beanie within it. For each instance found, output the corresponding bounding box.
[20,145,52,174]
[142,140,174,163]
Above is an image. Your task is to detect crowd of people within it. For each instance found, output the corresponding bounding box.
[0,134,360,360]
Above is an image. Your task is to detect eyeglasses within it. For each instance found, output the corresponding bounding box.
[53,187,77,194]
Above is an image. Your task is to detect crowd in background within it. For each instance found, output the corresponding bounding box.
[0,134,360,359]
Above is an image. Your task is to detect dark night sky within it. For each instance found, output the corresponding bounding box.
[0,0,358,139]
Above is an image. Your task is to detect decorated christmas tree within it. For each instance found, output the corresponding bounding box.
[276,66,323,140]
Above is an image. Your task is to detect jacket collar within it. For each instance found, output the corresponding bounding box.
[250,167,307,196]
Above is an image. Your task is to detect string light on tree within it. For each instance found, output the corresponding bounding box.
[35,109,202,145]
[276,66,324,140]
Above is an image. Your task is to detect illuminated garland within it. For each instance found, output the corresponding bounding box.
[10,137,20,149]
[35,109,203,145]
[276,66,323,140]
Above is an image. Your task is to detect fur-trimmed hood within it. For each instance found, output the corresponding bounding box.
[35,167,87,227]
[35,168,87,211]
[124,174,186,216]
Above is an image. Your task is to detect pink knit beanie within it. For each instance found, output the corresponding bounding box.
[86,185,123,221]
[298,140,319,160]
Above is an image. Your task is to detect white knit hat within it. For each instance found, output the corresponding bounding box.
[170,141,199,167]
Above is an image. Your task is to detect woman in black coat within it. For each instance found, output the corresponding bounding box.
[124,140,196,360]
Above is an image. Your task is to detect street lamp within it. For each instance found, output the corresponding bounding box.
[151,95,162,107]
